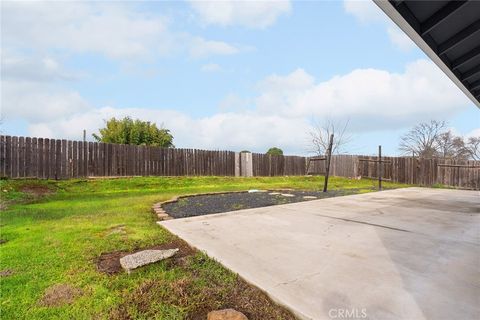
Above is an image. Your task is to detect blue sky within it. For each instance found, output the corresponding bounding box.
[1,0,479,156]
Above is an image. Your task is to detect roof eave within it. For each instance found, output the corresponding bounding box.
[373,0,480,108]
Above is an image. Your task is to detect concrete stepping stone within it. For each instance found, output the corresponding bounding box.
[269,192,281,195]
[120,249,178,273]
[281,193,295,197]
[303,196,317,199]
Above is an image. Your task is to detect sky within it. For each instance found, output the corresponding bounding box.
[1,0,479,156]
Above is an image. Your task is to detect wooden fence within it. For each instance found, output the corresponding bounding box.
[251,153,307,176]
[0,135,236,179]
[307,155,359,178]
[1,135,479,189]
[357,156,480,190]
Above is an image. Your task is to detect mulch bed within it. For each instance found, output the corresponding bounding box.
[162,189,358,219]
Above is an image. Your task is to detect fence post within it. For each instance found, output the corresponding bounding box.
[378,145,382,191]
[323,134,334,192]
[234,152,240,177]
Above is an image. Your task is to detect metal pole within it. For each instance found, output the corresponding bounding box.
[323,134,334,192]
[83,130,86,142]
[378,145,382,191]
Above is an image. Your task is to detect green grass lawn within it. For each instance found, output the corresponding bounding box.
[0,176,409,319]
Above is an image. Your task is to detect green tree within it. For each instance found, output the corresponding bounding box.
[266,147,283,156]
[93,117,174,147]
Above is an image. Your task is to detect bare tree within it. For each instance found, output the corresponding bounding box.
[399,120,446,157]
[465,136,480,160]
[309,119,352,155]
[436,131,469,160]
[436,131,455,158]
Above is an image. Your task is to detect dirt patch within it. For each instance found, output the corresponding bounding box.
[96,238,196,275]
[20,184,53,197]
[110,269,295,320]
[0,269,14,277]
[39,284,82,307]
[96,251,125,275]
[222,277,295,320]
[0,239,7,245]
[105,225,127,236]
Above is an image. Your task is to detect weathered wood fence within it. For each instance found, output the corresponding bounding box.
[307,155,359,178]
[308,154,479,189]
[357,156,480,190]
[1,135,479,189]
[251,153,307,176]
[0,135,236,179]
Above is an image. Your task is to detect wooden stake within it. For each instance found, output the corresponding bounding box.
[323,134,334,193]
[378,145,382,191]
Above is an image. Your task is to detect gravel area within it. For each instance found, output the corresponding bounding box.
[163,189,359,219]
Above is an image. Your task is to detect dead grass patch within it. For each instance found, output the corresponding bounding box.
[20,184,53,197]
[106,225,127,236]
[39,284,82,307]
[0,269,14,277]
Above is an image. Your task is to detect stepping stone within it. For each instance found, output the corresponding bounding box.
[269,192,281,195]
[157,213,170,219]
[303,196,317,199]
[120,249,178,273]
[207,309,248,320]
[281,193,295,197]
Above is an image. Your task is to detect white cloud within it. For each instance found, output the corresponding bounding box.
[387,25,415,52]
[189,0,291,28]
[343,0,384,23]
[1,80,91,123]
[189,38,239,58]
[1,50,90,122]
[466,128,480,138]
[256,68,314,114]
[254,60,470,129]
[16,59,472,154]
[344,0,416,52]
[1,2,171,60]
[1,1,243,60]
[201,63,223,73]
[218,93,250,111]
[1,51,80,82]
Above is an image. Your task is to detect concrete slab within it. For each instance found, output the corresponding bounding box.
[159,188,480,320]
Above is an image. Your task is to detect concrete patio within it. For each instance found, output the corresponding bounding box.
[160,188,479,320]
